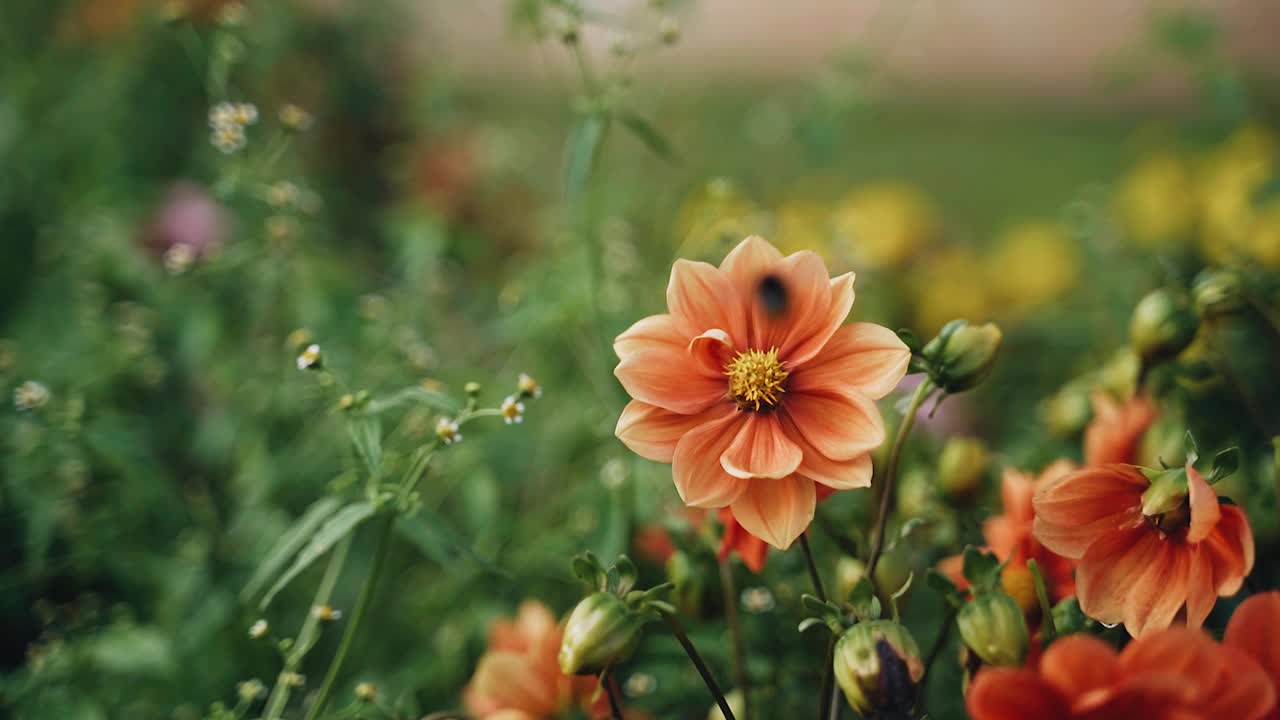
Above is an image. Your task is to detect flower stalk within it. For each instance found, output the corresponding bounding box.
[659,608,737,720]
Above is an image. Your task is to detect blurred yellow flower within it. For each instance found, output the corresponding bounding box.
[1247,201,1280,268]
[1198,125,1276,262]
[830,182,938,270]
[914,247,989,335]
[985,221,1079,316]
[673,178,768,260]
[773,198,832,258]
[1115,152,1195,247]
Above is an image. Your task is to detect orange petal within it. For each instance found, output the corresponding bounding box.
[983,516,1025,562]
[781,270,856,367]
[720,235,784,300]
[1000,469,1038,525]
[788,322,910,400]
[1201,505,1255,595]
[778,411,873,489]
[688,328,736,377]
[1032,466,1146,558]
[1074,525,1150,627]
[666,259,747,346]
[1083,393,1157,466]
[749,251,832,354]
[729,476,817,550]
[1225,592,1280,696]
[1183,546,1217,630]
[784,389,886,461]
[1038,634,1120,701]
[1202,645,1279,720]
[1186,465,1220,543]
[614,313,685,360]
[614,345,728,415]
[1123,536,1190,637]
[718,509,772,573]
[616,400,724,463]
[966,668,1070,720]
[469,652,561,715]
[936,554,968,591]
[671,411,750,508]
[1077,673,1198,720]
[720,413,803,480]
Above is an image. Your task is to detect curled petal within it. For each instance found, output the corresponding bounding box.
[1032,465,1147,558]
[729,476,817,550]
[1225,592,1280,694]
[614,313,684,359]
[667,260,747,346]
[1184,546,1217,630]
[616,400,723,463]
[717,508,770,573]
[1038,634,1120,701]
[721,413,803,480]
[1186,465,1221,543]
[615,346,728,415]
[689,328,736,377]
[672,411,750,508]
[1200,505,1255,596]
[1123,537,1190,637]
[784,389,886,461]
[780,270,856,367]
[789,322,910,400]
[778,411,872,489]
[720,235,784,300]
[1074,525,1150,629]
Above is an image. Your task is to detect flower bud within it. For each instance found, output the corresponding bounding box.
[706,689,746,720]
[558,592,645,675]
[957,592,1029,667]
[922,320,1002,393]
[835,557,867,604]
[665,550,703,616]
[938,437,989,501]
[1129,288,1197,364]
[1192,268,1246,317]
[833,620,923,716]
[1041,381,1092,438]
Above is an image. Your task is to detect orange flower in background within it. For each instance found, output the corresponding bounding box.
[1226,592,1280,720]
[1033,463,1254,637]
[614,236,910,550]
[939,461,1078,604]
[719,507,770,572]
[464,602,595,719]
[967,629,1276,720]
[1084,392,1157,466]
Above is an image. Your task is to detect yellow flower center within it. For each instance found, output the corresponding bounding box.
[725,348,789,411]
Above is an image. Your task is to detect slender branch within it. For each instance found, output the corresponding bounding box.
[603,669,625,720]
[915,605,958,718]
[1027,560,1056,645]
[798,533,840,720]
[659,609,736,720]
[304,513,397,720]
[719,558,751,720]
[867,380,934,579]
[797,533,828,601]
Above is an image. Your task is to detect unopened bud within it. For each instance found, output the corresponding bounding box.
[559,20,580,45]
[658,16,681,45]
[833,620,923,716]
[1140,466,1191,533]
[354,682,377,702]
[922,320,1002,393]
[248,619,269,639]
[558,592,645,675]
[957,592,1029,667]
[1192,268,1246,317]
[1129,288,1197,364]
[938,437,989,500]
[835,557,867,604]
[1041,381,1093,438]
[999,565,1038,616]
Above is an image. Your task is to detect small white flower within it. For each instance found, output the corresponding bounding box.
[355,682,378,702]
[312,604,342,622]
[517,372,542,399]
[163,243,196,274]
[279,104,313,132]
[211,124,247,154]
[13,381,50,411]
[237,678,266,702]
[266,181,299,208]
[209,102,237,129]
[281,671,305,688]
[435,417,461,445]
[624,672,657,697]
[500,396,525,425]
[248,619,268,639]
[599,457,627,489]
[232,102,258,127]
[296,344,322,370]
[741,586,776,614]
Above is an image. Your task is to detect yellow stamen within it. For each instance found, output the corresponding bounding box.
[725,348,789,411]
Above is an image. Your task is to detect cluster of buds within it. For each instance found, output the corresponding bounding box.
[13,380,50,411]
[278,103,313,133]
[928,547,1030,690]
[1129,287,1198,367]
[558,553,672,676]
[209,101,257,154]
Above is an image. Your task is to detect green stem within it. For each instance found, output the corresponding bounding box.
[915,605,958,718]
[866,379,933,580]
[1027,559,1056,645]
[603,668,625,720]
[797,533,828,601]
[262,538,351,720]
[304,513,397,720]
[719,558,751,720]
[660,609,736,720]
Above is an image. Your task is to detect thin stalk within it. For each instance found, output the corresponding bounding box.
[719,558,751,720]
[604,669,625,720]
[659,609,736,720]
[866,380,933,579]
[304,513,397,720]
[798,533,838,720]
[797,533,828,601]
[1027,560,1056,645]
[915,605,958,718]
[262,537,351,720]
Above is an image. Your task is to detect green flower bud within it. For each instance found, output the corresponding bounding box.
[666,550,703,616]
[833,620,923,716]
[1050,597,1097,637]
[922,320,1003,393]
[1192,268,1246,317]
[1139,467,1191,533]
[957,592,1029,667]
[938,437,990,501]
[1129,288,1197,364]
[558,592,645,675]
[835,557,867,605]
[1041,381,1093,438]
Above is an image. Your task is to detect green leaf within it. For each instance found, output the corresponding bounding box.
[260,502,377,609]
[614,554,639,595]
[573,552,607,590]
[962,545,1002,593]
[395,513,509,578]
[242,497,343,602]
[1209,447,1240,484]
[896,328,922,354]
[848,576,881,622]
[798,617,828,634]
[89,624,174,677]
[362,386,459,415]
[1183,431,1200,467]
[618,111,677,163]
[348,416,383,477]
[926,568,967,608]
[564,111,608,198]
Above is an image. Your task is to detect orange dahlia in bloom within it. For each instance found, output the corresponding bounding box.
[1033,462,1254,637]
[464,602,596,719]
[1084,392,1157,465]
[614,236,910,549]
[967,629,1276,720]
[1226,592,1280,720]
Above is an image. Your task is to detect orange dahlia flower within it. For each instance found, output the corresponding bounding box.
[1084,392,1157,466]
[1033,463,1254,637]
[464,601,597,719]
[1226,592,1280,720]
[939,461,1078,604]
[614,236,910,550]
[967,629,1276,720]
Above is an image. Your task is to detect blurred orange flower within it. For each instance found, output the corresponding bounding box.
[1226,592,1280,720]
[464,602,596,719]
[614,236,909,550]
[1033,464,1254,637]
[939,461,1078,604]
[718,507,770,573]
[967,629,1276,720]
[1084,393,1157,466]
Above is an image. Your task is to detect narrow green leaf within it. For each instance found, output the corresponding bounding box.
[618,111,677,163]
[395,513,509,578]
[962,545,1002,593]
[362,386,459,415]
[564,111,608,198]
[259,502,377,609]
[1209,447,1240,484]
[348,417,383,477]
[241,497,342,602]
[849,576,881,622]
